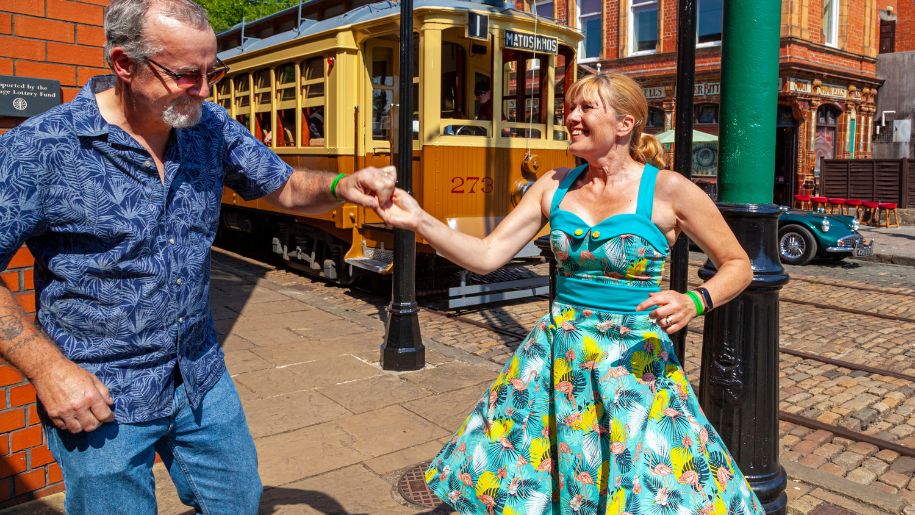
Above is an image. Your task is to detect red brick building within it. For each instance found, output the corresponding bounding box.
[538,0,882,202]
[0,0,109,506]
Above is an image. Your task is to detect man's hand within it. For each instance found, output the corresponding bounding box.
[336,166,397,209]
[32,358,115,433]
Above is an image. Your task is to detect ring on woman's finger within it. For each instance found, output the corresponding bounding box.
[664,316,672,327]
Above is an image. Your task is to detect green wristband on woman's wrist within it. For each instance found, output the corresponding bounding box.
[330,172,346,200]
[685,291,705,316]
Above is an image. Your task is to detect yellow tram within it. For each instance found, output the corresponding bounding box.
[213,0,581,284]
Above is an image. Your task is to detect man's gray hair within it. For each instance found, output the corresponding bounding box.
[104,0,212,67]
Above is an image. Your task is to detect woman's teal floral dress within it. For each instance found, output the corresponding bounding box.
[425,164,764,515]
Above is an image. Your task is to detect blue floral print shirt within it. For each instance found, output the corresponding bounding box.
[0,76,293,423]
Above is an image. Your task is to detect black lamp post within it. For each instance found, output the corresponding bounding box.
[380,0,424,371]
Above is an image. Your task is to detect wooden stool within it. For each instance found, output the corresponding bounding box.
[827,197,847,215]
[811,196,828,211]
[793,194,811,210]
[845,199,863,220]
[876,202,900,228]
[861,201,879,225]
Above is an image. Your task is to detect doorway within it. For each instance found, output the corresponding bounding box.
[774,105,798,206]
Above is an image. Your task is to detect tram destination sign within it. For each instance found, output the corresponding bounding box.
[504,30,558,54]
[0,75,60,117]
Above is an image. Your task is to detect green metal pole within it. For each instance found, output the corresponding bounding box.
[717,0,781,204]
[699,0,788,512]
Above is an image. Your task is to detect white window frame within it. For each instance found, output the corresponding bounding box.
[629,0,658,56]
[578,0,602,62]
[823,0,838,47]
[533,0,554,19]
[696,0,722,48]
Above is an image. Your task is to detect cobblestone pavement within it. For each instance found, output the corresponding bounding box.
[249,250,915,512]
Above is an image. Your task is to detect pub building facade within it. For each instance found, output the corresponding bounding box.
[532,0,881,203]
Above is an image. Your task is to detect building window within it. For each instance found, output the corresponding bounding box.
[879,18,895,54]
[697,0,722,45]
[815,104,840,170]
[647,107,665,128]
[578,0,602,59]
[534,0,554,19]
[694,103,718,124]
[823,0,838,47]
[630,0,658,55]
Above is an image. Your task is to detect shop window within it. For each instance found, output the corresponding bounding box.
[823,0,838,47]
[815,104,840,171]
[300,56,325,146]
[647,107,665,128]
[630,0,658,54]
[817,104,839,127]
[534,0,554,18]
[694,103,718,124]
[578,0,602,59]
[697,0,722,45]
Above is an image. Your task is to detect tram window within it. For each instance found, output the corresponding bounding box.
[553,47,574,141]
[255,112,273,145]
[276,63,296,102]
[300,57,325,146]
[441,42,467,119]
[235,113,250,130]
[233,74,250,108]
[216,80,231,110]
[254,70,271,106]
[503,52,546,138]
[276,109,296,147]
[372,47,395,141]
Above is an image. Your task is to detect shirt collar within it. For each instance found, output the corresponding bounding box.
[72,75,117,138]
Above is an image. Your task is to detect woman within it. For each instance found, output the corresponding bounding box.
[376,73,763,514]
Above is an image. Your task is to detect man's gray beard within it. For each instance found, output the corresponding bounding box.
[163,98,203,128]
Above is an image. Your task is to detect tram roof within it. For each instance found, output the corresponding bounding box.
[218,0,564,60]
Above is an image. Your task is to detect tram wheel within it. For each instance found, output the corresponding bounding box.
[778,224,816,265]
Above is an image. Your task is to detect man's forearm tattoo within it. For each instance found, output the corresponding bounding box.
[0,312,24,341]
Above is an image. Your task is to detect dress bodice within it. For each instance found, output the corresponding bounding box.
[549,163,670,313]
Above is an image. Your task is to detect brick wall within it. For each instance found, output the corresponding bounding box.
[896,0,915,52]
[0,0,109,507]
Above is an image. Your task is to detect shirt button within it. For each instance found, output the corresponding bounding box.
[176,278,183,285]
[592,230,600,238]
[178,317,185,324]
[574,228,583,236]
[168,238,176,245]
[144,160,153,168]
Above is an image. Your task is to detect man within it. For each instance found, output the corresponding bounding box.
[0,0,395,512]
[474,79,494,121]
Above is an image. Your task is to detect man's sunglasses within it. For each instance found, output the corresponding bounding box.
[146,57,229,88]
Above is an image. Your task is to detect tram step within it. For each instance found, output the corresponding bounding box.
[346,255,394,273]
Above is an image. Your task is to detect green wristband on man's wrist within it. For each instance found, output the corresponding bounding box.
[330,172,346,200]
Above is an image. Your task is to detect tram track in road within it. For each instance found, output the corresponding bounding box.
[420,304,915,457]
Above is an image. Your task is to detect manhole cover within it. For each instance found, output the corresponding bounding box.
[397,460,440,509]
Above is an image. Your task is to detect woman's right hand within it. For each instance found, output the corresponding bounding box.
[376,187,426,231]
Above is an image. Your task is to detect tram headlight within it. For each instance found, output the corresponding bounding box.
[511,179,535,206]
[820,217,830,233]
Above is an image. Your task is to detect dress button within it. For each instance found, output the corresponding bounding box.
[176,278,183,285]
[592,230,600,238]
[574,228,583,236]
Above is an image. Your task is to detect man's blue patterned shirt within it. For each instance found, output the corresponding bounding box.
[0,76,292,423]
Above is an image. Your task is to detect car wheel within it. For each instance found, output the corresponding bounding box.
[778,224,817,265]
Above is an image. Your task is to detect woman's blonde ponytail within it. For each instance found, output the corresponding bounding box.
[632,133,667,169]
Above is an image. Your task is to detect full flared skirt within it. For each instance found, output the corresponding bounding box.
[425,301,764,515]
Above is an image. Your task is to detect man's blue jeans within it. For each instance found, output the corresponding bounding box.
[44,370,261,514]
